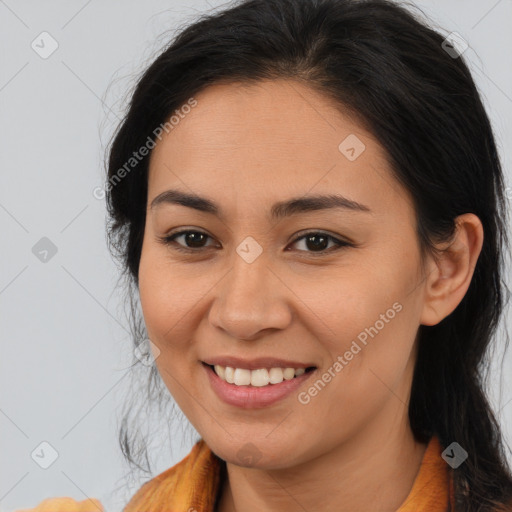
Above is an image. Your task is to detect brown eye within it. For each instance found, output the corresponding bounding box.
[158,229,351,256]
[288,231,351,255]
[159,230,216,252]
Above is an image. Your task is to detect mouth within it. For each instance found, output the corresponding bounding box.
[203,362,316,387]
[202,362,318,409]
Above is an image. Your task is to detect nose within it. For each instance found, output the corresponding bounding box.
[208,251,292,341]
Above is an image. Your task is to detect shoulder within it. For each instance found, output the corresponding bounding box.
[16,497,104,511]
[125,438,223,512]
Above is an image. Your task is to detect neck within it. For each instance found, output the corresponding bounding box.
[216,409,428,512]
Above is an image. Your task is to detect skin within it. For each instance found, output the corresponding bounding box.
[138,79,484,512]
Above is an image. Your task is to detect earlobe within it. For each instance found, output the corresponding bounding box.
[419,213,484,327]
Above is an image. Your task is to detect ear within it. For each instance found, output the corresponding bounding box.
[420,213,484,326]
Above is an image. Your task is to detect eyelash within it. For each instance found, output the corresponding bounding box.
[157,229,352,256]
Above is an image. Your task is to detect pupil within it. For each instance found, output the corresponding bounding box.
[306,234,327,251]
[187,232,205,248]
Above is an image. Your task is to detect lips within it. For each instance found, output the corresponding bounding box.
[203,362,317,408]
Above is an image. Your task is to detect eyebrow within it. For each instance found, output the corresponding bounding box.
[150,189,371,220]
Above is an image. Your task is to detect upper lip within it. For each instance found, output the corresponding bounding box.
[202,356,316,370]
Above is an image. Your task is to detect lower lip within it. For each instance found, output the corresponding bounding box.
[203,363,316,409]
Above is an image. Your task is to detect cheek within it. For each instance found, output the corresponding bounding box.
[137,244,217,393]
[138,250,199,401]
[312,262,419,392]
[296,300,417,448]
[138,252,169,339]
[138,243,196,340]
[138,245,191,363]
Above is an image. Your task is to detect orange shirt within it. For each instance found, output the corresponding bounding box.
[17,436,453,511]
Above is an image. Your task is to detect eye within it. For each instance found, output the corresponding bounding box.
[158,229,217,253]
[157,229,352,255]
[288,231,352,255]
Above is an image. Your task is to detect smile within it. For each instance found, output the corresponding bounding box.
[211,364,315,386]
[202,362,317,409]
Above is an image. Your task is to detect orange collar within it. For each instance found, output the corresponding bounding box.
[396,436,453,511]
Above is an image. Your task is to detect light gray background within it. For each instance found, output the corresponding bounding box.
[1,1,511,511]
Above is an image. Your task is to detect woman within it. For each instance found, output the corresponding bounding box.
[19,0,512,510]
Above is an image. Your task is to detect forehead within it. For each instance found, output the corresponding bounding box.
[147,79,412,218]
[150,79,374,162]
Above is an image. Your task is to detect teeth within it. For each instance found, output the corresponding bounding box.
[269,367,283,384]
[251,369,269,387]
[212,364,311,386]
[234,368,251,386]
[214,365,225,380]
[283,368,295,380]
[225,366,235,384]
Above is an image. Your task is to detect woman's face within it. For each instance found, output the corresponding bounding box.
[139,79,430,468]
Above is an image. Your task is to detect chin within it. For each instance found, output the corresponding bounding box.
[209,436,303,470]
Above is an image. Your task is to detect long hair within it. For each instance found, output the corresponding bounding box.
[104,1,512,509]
